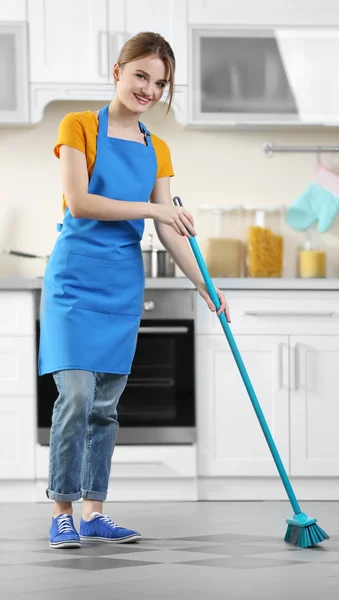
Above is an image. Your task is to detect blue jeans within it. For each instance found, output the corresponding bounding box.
[46,370,128,502]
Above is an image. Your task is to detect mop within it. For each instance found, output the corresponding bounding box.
[173,196,329,548]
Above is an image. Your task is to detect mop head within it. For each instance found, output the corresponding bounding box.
[284,512,329,548]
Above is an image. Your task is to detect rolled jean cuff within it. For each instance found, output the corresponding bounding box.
[81,488,107,501]
[46,488,82,502]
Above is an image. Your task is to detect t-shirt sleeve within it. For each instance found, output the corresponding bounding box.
[153,136,174,178]
[53,112,86,158]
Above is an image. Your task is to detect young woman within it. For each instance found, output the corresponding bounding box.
[39,31,230,549]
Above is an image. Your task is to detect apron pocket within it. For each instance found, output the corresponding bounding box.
[111,258,145,317]
[64,252,117,314]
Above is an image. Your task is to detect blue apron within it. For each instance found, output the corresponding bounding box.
[39,104,157,375]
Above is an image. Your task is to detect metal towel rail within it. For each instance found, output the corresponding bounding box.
[264,141,339,156]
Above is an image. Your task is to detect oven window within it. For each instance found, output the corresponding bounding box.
[119,319,194,426]
[37,319,195,429]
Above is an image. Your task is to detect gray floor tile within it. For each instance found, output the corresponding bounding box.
[45,544,157,557]
[177,533,280,543]
[177,555,309,569]
[176,543,300,556]
[30,556,159,570]
[119,548,233,562]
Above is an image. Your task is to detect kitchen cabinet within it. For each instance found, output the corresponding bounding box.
[196,334,289,477]
[0,292,36,479]
[188,0,339,26]
[290,335,339,477]
[189,26,339,126]
[28,0,187,85]
[28,0,188,123]
[195,291,339,481]
[0,22,29,123]
[28,0,110,84]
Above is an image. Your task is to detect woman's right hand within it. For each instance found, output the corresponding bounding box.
[150,203,197,237]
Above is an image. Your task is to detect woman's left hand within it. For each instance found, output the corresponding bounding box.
[197,284,231,322]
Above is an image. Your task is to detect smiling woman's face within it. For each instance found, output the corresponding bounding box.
[113,54,169,114]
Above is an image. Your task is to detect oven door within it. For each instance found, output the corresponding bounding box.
[37,318,195,445]
[117,318,195,444]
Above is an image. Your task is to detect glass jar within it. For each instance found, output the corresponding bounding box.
[298,229,327,278]
[200,204,245,277]
[244,206,285,278]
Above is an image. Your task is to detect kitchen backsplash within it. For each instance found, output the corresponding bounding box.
[1,99,339,278]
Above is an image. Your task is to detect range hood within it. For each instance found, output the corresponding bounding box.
[276,29,339,125]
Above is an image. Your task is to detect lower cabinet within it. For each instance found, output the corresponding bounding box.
[0,291,36,479]
[196,334,290,477]
[196,292,339,481]
[289,335,339,477]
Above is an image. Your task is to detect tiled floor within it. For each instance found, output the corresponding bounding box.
[0,501,338,599]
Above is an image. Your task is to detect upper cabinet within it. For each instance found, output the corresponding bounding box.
[28,0,110,84]
[0,22,29,124]
[27,0,188,123]
[189,27,339,126]
[28,0,187,85]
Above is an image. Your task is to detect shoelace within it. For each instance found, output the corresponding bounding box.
[99,515,119,529]
[56,515,75,534]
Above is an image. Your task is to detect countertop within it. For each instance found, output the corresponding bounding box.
[1,276,339,290]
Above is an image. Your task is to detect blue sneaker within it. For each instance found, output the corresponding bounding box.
[49,514,81,549]
[80,512,141,543]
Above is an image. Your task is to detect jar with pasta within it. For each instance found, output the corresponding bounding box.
[245,206,285,278]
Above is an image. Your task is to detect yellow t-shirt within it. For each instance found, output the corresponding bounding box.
[54,111,174,213]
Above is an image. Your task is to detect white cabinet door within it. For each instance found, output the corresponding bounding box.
[28,0,111,84]
[0,395,36,479]
[0,22,29,123]
[0,0,27,20]
[196,334,289,476]
[290,335,339,477]
[0,335,36,479]
[120,0,187,85]
[0,337,35,396]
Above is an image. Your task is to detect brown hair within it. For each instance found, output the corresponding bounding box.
[117,32,176,115]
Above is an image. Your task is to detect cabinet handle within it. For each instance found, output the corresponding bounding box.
[244,311,335,317]
[294,343,300,391]
[277,343,288,390]
[109,32,126,69]
[98,31,108,77]
[277,343,283,390]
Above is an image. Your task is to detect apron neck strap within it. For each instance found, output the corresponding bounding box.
[139,121,153,148]
[98,106,153,149]
[98,104,109,137]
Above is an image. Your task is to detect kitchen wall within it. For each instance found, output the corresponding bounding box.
[1,98,339,278]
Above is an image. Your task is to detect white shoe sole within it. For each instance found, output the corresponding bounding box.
[49,541,81,549]
[80,534,141,544]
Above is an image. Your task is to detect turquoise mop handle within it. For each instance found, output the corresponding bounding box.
[173,196,301,516]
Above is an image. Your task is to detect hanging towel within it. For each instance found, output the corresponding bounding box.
[286,164,339,232]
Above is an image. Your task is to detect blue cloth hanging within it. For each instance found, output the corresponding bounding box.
[286,164,339,233]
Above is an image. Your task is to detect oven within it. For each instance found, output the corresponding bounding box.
[36,288,196,445]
